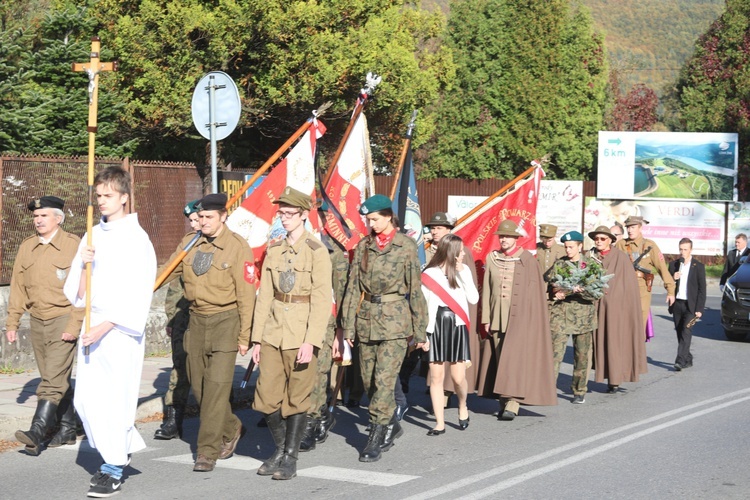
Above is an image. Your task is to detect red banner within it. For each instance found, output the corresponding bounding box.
[454,167,543,268]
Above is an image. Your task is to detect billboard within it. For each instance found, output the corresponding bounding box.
[584,197,726,256]
[597,131,738,202]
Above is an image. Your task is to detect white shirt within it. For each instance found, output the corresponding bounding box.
[422,265,479,333]
[676,258,691,300]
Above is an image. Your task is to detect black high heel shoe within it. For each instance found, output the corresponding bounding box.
[458,416,470,430]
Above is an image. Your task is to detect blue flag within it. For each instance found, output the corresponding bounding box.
[392,144,426,265]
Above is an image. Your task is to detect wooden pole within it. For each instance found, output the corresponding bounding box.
[153,231,202,291]
[73,37,116,356]
[388,110,418,200]
[455,165,538,227]
[225,102,331,210]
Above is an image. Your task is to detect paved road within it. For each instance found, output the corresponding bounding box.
[2,292,749,499]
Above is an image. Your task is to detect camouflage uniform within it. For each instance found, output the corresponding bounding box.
[616,236,676,327]
[342,232,428,425]
[545,255,598,396]
[163,278,190,407]
[308,236,349,419]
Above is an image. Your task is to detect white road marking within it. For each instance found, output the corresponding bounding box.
[405,388,750,500]
[297,465,419,486]
[52,440,159,455]
[154,453,263,470]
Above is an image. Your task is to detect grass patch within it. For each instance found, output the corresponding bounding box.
[0,364,26,375]
[146,349,172,358]
[706,264,723,278]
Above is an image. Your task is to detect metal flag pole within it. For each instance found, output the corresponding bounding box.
[73,37,116,356]
[389,110,418,200]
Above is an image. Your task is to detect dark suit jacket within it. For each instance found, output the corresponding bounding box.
[669,259,706,315]
[720,247,750,285]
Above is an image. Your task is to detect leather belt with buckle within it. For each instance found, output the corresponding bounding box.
[274,292,311,304]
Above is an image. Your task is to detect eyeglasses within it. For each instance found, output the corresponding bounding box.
[276,210,301,219]
[594,236,611,242]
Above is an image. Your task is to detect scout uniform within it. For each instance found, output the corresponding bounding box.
[615,216,676,327]
[536,223,566,274]
[154,199,200,441]
[300,201,349,452]
[342,194,428,462]
[161,193,255,471]
[252,187,332,480]
[8,196,84,455]
[545,231,597,403]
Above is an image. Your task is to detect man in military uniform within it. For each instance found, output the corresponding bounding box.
[160,193,255,472]
[616,216,675,327]
[477,219,557,420]
[545,231,597,404]
[252,187,332,480]
[6,196,84,455]
[154,200,201,440]
[424,212,456,262]
[299,201,349,453]
[536,223,566,274]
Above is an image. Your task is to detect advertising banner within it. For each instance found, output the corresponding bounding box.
[597,131,738,202]
[584,197,726,256]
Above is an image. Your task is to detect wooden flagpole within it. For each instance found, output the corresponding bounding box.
[454,164,539,227]
[154,106,331,292]
[388,110,418,200]
[73,37,116,356]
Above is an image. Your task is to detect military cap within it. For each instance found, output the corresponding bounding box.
[623,215,649,226]
[560,231,584,242]
[588,225,617,242]
[196,193,227,212]
[27,196,64,211]
[539,224,558,238]
[183,199,200,217]
[425,212,456,228]
[274,186,312,210]
[494,219,521,237]
[359,194,391,215]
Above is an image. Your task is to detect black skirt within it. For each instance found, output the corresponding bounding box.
[428,306,470,363]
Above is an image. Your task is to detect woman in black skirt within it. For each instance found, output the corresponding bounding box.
[420,234,479,435]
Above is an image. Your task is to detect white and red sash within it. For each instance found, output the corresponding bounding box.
[421,272,471,331]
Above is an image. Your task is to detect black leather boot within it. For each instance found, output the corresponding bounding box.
[154,404,184,440]
[298,414,318,452]
[48,398,77,447]
[359,424,386,462]
[380,415,403,452]
[273,412,306,480]
[16,399,58,456]
[315,405,336,444]
[257,410,286,476]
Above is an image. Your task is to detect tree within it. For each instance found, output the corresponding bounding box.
[672,0,750,199]
[421,0,608,180]
[86,0,453,171]
[607,82,659,131]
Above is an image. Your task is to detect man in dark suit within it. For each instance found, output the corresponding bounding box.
[720,233,749,289]
[669,238,706,371]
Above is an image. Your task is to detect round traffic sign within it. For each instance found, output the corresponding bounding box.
[191,71,241,141]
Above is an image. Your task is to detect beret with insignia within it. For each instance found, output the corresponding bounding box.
[359,194,391,215]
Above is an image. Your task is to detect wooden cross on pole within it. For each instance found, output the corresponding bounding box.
[72,36,117,356]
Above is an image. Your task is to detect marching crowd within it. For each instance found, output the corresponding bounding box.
[6,166,711,497]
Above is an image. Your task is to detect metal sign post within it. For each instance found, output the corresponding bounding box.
[191,71,241,193]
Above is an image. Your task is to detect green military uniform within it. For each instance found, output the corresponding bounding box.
[7,229,84,405]
[307,235,349,419]
[616,235,676,327]
[536,242,566,274]
[545,255,598,397]
[342,232,428,426]
[252,229,332,416]
[162,223,255,462]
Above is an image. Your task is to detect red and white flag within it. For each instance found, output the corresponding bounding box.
[323,113,374,251]
[454,167,544,268]
[226,119,326,284]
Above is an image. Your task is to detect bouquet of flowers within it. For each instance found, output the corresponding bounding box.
[549,259,614,300]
